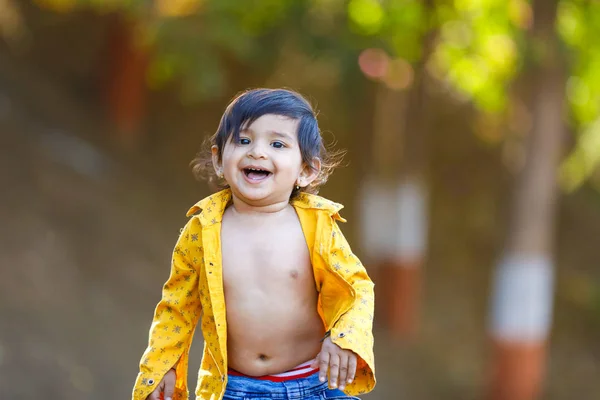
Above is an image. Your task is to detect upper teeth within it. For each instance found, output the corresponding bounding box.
[249,168,264,171]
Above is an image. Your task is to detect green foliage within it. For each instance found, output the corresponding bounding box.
[430,0,526,113]
[348,0,385,35]
[558,0,600,191]
[557,0,600,127]
[386,0,427,62]
[35,0,433,99]
[32,0,600,189]
[348,0,428,62]
[430,0,600,191]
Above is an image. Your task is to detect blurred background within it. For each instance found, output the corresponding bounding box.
[1,0,599,399]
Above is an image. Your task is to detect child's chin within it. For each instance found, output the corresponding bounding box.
[237,188,272,201]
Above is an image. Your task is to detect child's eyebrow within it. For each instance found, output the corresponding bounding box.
[240,127,296,141]
[270,131,295,141]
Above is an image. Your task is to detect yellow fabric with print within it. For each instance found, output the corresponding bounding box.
[132,189,376,400]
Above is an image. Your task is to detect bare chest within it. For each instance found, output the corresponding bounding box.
[220,213,314,286]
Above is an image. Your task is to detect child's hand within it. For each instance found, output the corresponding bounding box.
[146,368,176,400]
[310,336,357,391]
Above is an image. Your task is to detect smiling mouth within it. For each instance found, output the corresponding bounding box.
[243,167,272,181]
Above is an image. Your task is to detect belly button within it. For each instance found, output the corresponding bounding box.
[259,354,269,361]
[290,270,299,279]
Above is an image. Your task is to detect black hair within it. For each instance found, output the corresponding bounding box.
[191,88,343,195]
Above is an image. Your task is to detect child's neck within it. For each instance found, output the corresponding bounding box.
[230,195,291,216]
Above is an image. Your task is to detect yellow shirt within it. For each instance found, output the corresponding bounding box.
[132,189,376,400]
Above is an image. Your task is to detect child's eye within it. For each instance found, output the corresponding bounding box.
[271,141,285,149]
[239,138,250,145]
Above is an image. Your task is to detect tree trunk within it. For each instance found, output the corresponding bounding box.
[488,0,565,398]
[384,51,431,338]
[359,54,432,339]
[358,84,405,330]
[104,14,149,147]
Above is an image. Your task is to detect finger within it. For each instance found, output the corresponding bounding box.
[164,371,176,400]
[147,387,161,400]
[337,353,349,391]
[328,354,340,389]
[347,355,358,384]
[310,354,320,369]
[318,351,330,383]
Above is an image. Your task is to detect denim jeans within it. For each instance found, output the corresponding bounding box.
[223,371,360,400]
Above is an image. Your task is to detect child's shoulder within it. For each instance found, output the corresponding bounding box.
[185,189,231,220]
[291,192,347,222]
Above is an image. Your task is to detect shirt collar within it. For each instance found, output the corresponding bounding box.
[186,189,346,225]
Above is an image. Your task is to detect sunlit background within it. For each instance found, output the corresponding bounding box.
[1,1,599,399]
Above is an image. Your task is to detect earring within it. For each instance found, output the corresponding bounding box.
[295,185,300,190]
[218,171,223,178]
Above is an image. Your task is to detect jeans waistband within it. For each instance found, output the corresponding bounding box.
[225,369,327,399]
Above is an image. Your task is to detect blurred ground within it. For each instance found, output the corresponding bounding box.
[1,36,600,400]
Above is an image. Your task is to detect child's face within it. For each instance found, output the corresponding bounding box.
[212,114,319,206]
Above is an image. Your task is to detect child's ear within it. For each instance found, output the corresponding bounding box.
[297,158,321,188]
[211,146,223,178]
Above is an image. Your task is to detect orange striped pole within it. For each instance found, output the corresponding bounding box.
[359,177,427,338]
[358,177,395,328]
[384,179,427,338]
[486,0,563,393]
[488,255,554,400]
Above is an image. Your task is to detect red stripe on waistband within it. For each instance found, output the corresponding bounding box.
[228,366,319,382]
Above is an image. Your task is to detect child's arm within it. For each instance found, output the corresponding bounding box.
[313,217,376,395]
[131,217,204,400]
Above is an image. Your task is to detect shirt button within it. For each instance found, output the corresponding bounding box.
[147,379,155,385]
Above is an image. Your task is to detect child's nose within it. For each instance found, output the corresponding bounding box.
[247,143,268,159]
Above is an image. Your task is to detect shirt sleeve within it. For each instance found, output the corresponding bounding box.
[132,216,203,400]
[328,218,376,395]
